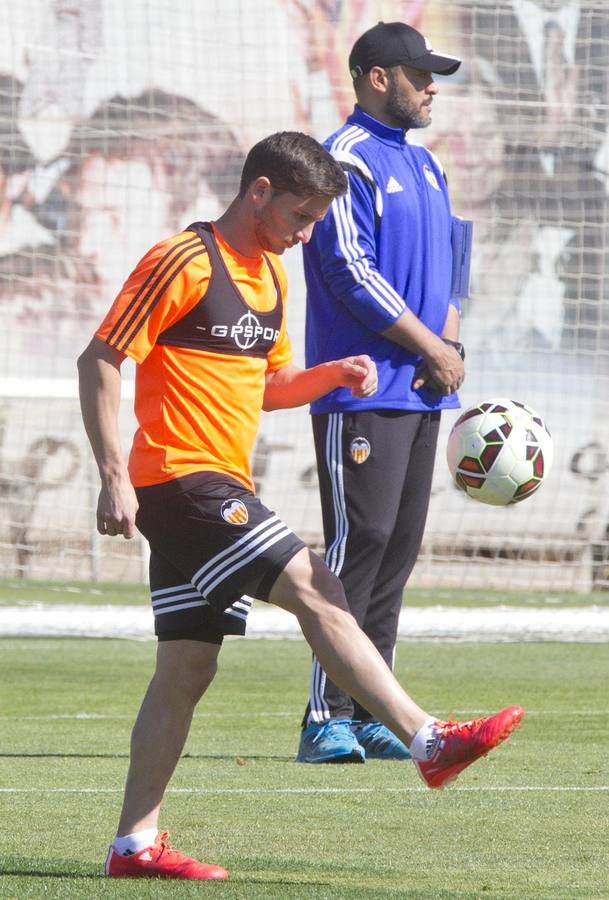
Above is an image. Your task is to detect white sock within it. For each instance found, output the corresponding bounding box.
[409,717,438,761]
[112,828,158,856]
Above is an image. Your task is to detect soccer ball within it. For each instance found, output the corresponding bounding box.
[446,398,553,506]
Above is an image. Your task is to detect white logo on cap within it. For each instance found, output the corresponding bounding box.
[424,36,433,50]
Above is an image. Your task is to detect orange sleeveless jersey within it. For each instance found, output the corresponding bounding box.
[95,225,293,490]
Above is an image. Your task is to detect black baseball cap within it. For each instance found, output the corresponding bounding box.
[349,21,461,79]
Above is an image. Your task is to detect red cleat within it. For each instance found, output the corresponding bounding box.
[414,705,525,789]
[105,831,228,880]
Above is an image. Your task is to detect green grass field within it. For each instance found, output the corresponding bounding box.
[1,635,608,899]
[2,578,609,608]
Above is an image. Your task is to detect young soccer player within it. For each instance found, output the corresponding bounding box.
[78,131,523,881]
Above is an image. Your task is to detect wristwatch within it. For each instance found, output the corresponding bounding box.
[442,338,465,360]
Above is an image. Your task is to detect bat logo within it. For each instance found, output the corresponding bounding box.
[350,436,371,464]
[221,499,249,525]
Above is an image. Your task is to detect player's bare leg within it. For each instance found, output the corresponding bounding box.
[116,640,221,836]
[270,548,524,787]
[269,548,428,743]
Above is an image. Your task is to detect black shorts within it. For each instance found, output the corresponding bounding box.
[135,471,305,644]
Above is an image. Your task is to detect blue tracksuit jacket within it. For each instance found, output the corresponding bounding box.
[304,104,461,414]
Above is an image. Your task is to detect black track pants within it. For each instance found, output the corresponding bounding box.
[303,409,441,725]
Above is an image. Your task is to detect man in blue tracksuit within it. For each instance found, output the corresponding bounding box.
[298,21,469,762]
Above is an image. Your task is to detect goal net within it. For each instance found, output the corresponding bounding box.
[2,0,609,592]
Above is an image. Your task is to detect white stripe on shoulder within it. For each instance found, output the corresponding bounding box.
[331,192,405,317]
[330,125,369,153]
[330,127,386,220]
[326,132,405,316]
[331,149,374,177]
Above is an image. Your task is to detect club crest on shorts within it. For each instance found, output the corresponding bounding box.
[221,499,249,525]
[350,436,371,464]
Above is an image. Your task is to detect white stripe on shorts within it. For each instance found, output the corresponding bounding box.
[224,596,254,622]
[151,583,209,617]
[194,517,292,598]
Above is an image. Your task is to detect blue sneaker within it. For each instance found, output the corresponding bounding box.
[296,719,365,763]
[352,721,412,760]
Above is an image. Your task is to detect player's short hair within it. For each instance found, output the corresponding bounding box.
[239,131,347,200]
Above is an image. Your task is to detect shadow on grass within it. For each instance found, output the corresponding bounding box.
[0,752,294,761]
[0,866,100,879]
[0,860,451,897]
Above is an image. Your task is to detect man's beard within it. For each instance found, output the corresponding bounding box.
[385,70,431,131]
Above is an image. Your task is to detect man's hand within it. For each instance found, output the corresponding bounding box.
[78,337,137,537]
[335,354,378,398]
[263,356,378,410]
[412,343,464,394]
[96,474,139,539]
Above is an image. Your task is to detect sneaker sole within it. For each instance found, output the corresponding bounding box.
[414,706,525,790]
[364,751,412,761]
[296,748,365,764]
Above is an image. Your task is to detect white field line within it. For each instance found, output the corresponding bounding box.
[2,603,609,641]
[1,709,608,721]
[1,786,607,794]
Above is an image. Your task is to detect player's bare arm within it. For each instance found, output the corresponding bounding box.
[77,337,139,539]
[263,355,378,411]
